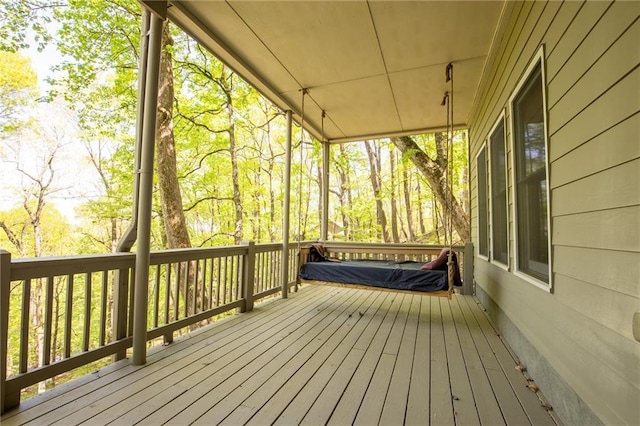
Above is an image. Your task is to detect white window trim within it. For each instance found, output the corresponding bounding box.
[475,143,490,262]
[508,44,553,292]
[488,110,510,271]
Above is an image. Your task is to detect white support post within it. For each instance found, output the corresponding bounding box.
[132,12,163,366]
[320,141,330,242]
[116,9,149,253]
[281,110,293,299]
[112,8,150,364]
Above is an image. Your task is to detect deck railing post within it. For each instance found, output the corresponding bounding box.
[241,241,255,313]
[1,250,12,413]
[463,242,474,295]
[112,268,131,361]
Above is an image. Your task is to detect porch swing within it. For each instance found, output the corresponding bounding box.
[297,64,462,298]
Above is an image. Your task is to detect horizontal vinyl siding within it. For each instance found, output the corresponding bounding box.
[470,0,567,160]
[468,1,640,425]
[551,113,640,187]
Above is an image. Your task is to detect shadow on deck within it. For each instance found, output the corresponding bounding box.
[0,285,560,425]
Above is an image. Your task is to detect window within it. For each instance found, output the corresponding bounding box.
[476,145,489,258]
[511,47,551,286]
[490,114,508,266]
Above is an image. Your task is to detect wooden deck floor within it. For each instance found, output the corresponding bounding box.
[1,285,560,425]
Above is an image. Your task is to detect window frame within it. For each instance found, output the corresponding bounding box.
[508,45,552,292]
[488,110,509,270]
[475,143,490,261]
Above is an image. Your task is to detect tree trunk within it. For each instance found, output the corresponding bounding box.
[389,147,400,243]
[433,191,441,243]
[252,169,261,241]
[364,141,390,242]
[268,149,276,242]
[392,134,470,242]
[156,22,198,317]
[213,67,244,245]
[21,147,55,394]
[416,180,427,236]
[402,167,415,241]
[157,21,191,250]
[336,144,352,240]
[301,152,312,240]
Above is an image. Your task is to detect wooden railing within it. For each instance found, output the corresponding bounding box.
[0,241,300,413]
[0,240,472,413]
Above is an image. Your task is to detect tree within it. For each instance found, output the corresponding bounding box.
[392,133,470,242]
[401,166,415,241]
[0,128,66,393]
[333,143,354,240]
[78,136,133,253]
[157,20,191,250]
[364,140,390,242]
[0,51,37,132]
[389,146,400,242]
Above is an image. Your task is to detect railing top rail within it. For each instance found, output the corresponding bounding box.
[254,242,283,253]
[149,245,246,264]
[321,241,465,250]
[5,243,289,281]
[9,252,136,281]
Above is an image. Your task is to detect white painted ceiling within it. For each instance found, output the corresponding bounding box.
[168,1,506,143]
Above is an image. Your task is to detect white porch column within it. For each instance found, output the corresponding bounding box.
[132,9,164,366]
[320,141,330,241]
[281,110,293,299]
[116,10,149,253]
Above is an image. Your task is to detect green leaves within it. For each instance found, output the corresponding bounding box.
[0,0,53,52]
[0,51,38,131]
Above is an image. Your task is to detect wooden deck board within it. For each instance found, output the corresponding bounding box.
[430,297,455,426]
[60,285,331,426]
[246,290,381,425]
[270,291,384,426]
[456,295,532,426]
[326,293,404,425]
[442,296,481,426]
[450,295,505,426]
[217,290,372,425]
[405,296,431,425]
[164,287,363,425]
[461,295,557,426]
[1,285,559,426]
[378,295,420,426]
[353,293,414,425]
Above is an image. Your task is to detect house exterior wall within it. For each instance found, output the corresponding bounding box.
[468,1,640,425]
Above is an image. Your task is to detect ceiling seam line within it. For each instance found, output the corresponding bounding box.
[277,54,489,97]
[224,1,304,92]
[277,55,486,98]
[305,91,348,140]
[366,0,404,132]
[223,1,346,141]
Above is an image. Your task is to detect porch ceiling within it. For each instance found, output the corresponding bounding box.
[167,1,506,143]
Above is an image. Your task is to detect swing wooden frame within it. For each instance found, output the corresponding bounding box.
[295,63,460,299]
